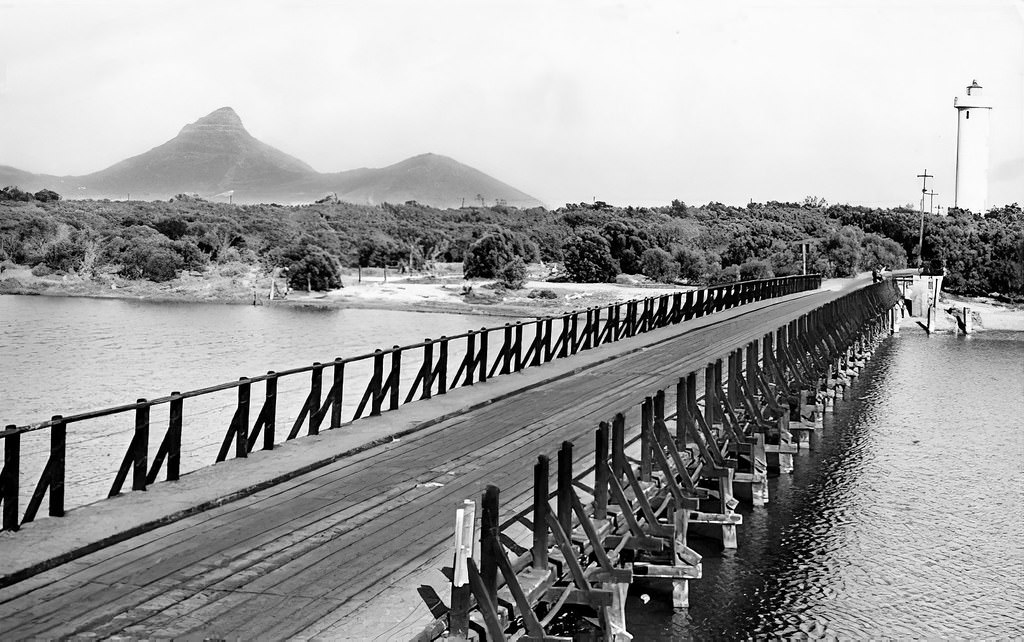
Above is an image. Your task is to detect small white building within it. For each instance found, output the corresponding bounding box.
[953,80,993,215]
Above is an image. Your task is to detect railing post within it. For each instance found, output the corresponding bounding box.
[308,365,322,434]
[513,323,523,371]
[532,455,549,571]
[236,379,250,456]
[371,350,385,414]
[390,347,402,410]
[168,394,182,478]
[2,428,19,531]
[50,415,65,516]
[502,324,513,375]
[531,320,543,367]
[477,329,488,383]
[557,440,573,536]
[569,312,579,355]
[263,374,277,451]
[559,315,570,358]
[437,337,449,394]
[133,400,150,490]
[592,306,601,347]
[422,340,434,400]
[332,358,345,427]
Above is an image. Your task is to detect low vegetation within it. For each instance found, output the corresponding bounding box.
[1,187,1020,298]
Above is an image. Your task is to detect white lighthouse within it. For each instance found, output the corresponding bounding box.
[953,80,993,214]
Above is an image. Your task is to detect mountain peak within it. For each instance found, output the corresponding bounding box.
[179,106,246,136]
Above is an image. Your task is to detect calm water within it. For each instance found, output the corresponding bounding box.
[2,296,1023,638]
[630,329,1024,639]
[0,295,511,508]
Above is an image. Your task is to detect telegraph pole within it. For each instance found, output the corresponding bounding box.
[915,170,933,268]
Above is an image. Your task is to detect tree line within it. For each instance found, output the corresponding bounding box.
[1,187,1020,298]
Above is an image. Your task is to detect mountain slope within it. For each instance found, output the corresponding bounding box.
[1,108,543,208]
[318,153,541,208]
[79,107,316,197]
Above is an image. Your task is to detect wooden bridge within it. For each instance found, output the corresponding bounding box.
[0,275,902,639]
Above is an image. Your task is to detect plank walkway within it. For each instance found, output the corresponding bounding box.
[0,285,858,639]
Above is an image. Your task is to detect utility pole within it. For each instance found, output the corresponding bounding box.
[915,170,933,268]
[926,190,938,215]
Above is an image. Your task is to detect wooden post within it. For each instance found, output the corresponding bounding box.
[640,398,653,482]
[50,416,65,517]
[557,441,573,537]
[513,323,524,370]
[502,324,513,375]
[371,350,385,414]
[477,329,489,383]
[612,413,626,482]
[746,340,758,393]
[235,379,250,455]
[704,364,716,430]
[331,358,344,426]
[595,423,609,520]
[133,400,149,490]
[713,359,724,423]
[168,394,183,477]
[437,337,449,394]
[532,456,549,571]
[389,347,401,410]
[480,485,500,608]
[2,428,19,531]
[262,374,276,451]
[449,499,475,641]
[532,320,544,367]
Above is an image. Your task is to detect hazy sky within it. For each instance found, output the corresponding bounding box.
[1,0,1021,208]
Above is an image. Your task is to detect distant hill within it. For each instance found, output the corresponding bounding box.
[0,107,543,208]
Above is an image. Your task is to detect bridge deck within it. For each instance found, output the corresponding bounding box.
[0,283,860,639]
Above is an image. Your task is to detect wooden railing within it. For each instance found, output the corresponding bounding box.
[0,274,822,531]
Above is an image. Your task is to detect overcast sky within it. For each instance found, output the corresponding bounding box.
[1,0,1021,209]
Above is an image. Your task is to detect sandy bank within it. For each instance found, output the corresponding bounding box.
[899,292,1024,333]
[0,264,688,319]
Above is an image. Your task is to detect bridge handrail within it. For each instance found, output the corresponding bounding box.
[0,273,822,531]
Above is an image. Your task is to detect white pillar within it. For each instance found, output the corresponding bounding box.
[954,80,993,214]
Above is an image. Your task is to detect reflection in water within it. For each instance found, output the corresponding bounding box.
[629,331,1024,639]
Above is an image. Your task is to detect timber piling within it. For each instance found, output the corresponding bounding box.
[415,281,902,640]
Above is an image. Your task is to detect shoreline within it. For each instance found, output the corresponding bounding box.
[0,264,688,320]
[3,265,1023,330]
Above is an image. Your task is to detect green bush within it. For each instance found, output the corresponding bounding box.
[562,232,619,283]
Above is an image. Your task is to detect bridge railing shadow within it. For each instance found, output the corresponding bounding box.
[0,274,822,532]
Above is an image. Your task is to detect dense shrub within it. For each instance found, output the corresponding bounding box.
[282,242,342,291]
[33,189,61,203]
[562,232,619,283]
[640,248,679,283]
[496,256,528,289]
[43,239,87,273]
[673,246,712,283]
[739,258,774,281]
[463,231,538,279]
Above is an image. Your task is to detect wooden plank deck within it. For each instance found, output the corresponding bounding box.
[0,286,854,639]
